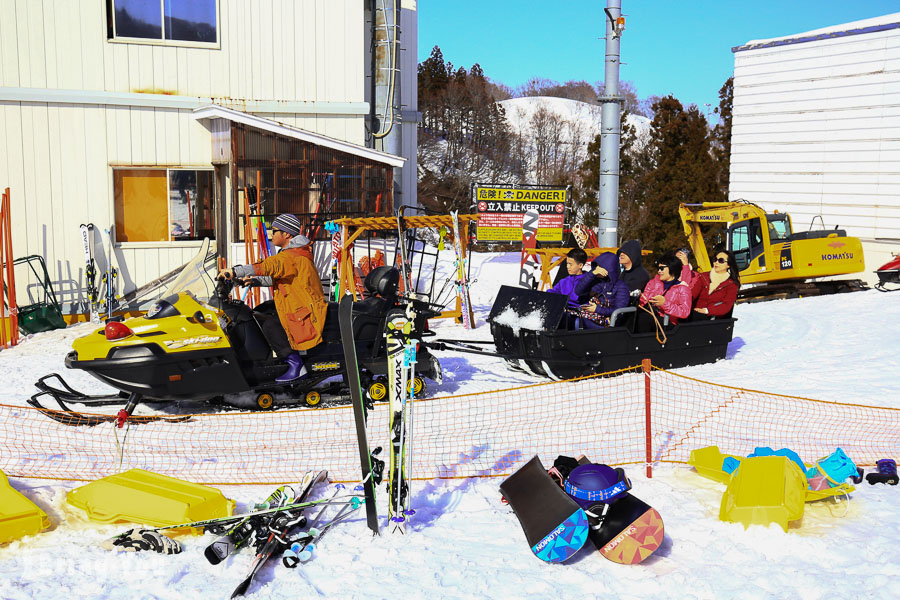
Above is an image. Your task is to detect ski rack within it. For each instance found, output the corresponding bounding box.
[330,212,479,323]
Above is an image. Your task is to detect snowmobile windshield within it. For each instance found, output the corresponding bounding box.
[163,238,216,301]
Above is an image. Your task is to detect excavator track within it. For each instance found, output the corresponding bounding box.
[737,279,869,303]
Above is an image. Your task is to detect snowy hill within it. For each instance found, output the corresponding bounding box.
[500,95,651,143]
[498,96,651,184]
[0,251,898,599]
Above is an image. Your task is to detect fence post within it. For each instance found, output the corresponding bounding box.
[643,358,652,478]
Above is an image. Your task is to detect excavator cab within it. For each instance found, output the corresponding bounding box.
[729,213,791,271]
[729,217,766,271]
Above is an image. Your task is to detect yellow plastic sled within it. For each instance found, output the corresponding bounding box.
[689,446,855,503]
[0,469,51,544]
[67,469,234,527]
[718,455,807,531]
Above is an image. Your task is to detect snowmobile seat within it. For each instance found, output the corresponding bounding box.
[352,266,400,316]
[365,266,399,299]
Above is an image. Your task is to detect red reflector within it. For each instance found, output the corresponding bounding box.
[169,374,182,382]
[105,321,133,341]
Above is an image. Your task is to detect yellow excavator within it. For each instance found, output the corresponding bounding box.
[678,201,866,299]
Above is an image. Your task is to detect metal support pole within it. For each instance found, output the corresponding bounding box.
[597,0,624,247]
[642,358,652,478]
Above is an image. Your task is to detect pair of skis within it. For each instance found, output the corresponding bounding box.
[385,303,418,533]
[340,293,418,535]
[80,223,118,322]
[449,210,475,329]
[228,470,328,598]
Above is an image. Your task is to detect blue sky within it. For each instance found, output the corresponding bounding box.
[418,1,900,116]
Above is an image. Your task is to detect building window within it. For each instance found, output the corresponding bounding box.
[113,168,215,243]
[107,0,218,46]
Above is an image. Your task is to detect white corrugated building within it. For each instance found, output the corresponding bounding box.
[730,13,900,283]
[0,0,418,315]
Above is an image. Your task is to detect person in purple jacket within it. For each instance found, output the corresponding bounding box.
[570,251,630,328]
[548,248,590,309]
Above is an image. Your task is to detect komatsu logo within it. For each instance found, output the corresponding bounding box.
[821,252,853,261]
[535,525,565,551]
[698,215,722,221]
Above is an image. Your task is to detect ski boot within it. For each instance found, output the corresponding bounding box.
[865,459,899,485]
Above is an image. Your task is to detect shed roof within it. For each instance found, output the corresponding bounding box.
[733,12,900,53]
[193,104,406,168]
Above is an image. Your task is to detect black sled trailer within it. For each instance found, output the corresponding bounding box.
[481,285,735,380]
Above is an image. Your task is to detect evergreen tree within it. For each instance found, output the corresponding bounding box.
[635,95,721,253]
[416,47,522,213]
[712,77,734,198]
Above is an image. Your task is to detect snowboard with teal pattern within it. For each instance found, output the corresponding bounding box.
[500,455,589,563]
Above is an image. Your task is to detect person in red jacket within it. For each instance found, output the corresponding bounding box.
[690,247,740,320]
[640,252,692,324]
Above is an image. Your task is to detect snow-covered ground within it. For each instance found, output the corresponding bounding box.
[1,251,899,600]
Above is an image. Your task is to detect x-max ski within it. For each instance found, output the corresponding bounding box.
[385,303,418,532]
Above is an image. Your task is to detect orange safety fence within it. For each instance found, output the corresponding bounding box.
[0,363,897,485]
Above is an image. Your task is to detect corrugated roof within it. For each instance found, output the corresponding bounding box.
[733,12,900,53]
[193,104,405,167]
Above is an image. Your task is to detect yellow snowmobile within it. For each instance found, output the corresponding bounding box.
[30,245,442,425]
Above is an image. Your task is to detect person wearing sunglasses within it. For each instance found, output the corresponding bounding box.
[690,247,740,320]
[218,213,327,382]
[638,252,692,324]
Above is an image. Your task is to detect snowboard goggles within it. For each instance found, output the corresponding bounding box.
[564,467,632,504]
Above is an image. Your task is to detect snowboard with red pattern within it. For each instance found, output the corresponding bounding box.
[590,493,664,564]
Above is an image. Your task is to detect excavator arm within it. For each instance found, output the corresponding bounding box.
[678,202,768,273]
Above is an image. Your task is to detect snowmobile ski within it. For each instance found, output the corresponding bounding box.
[339,294,381,535]
[499,456,589,563]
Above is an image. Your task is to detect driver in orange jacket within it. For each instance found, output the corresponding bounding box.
[219,214,327,382]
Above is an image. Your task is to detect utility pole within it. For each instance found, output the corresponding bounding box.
[597,0,625,248]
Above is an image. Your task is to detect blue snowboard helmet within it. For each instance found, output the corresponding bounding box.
[564,464,631,509]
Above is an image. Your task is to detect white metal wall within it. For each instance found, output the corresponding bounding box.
[0,0,378,311]
[730,20,900,247]
[0,0,364,104]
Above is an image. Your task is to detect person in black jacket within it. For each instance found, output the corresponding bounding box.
[617,240,650,297]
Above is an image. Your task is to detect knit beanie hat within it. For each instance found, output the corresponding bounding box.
[271,214,302,237]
